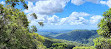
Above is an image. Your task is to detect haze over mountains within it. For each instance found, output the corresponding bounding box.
[37,29,73,36]
[37,29,99,44]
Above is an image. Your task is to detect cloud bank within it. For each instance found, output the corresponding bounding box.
[27,12,102,26]
[24,0,70,15]
[24,0,103,30]
[100,0,111,8]
[71,0,100,5]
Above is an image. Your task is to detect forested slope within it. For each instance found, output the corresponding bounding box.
[48,30,99,44]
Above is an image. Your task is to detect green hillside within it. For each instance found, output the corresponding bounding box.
[49,30,99,44]
[43,37,90,49]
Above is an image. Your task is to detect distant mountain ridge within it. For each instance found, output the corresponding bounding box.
[42,30,99,44]
[37,29,72,36]
[37,29,99,44]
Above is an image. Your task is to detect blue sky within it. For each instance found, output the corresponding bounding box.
[0,0,111,30]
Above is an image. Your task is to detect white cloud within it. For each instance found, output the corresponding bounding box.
[25,0,47,2]
[24,0,70,15]
[0,1,5,4]
[58,12,90,25]
[71,0,100,5]
[27,13,60,25]
[100,1,107,4]
[27,12,90,26]
[100,0,111,8]
[48,15,60,23]
[90,15,103,24]
[71,0,85,5]
[69,12,90,17]
[58,12,103,25]
[24,1,34,14]
[86,0,100,3]
[27,11,102,26]
[27,13,49,22]
[68,17,88,25]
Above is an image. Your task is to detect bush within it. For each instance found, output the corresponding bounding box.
[73,46,96,49]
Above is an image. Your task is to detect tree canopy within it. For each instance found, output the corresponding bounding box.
[0,0,46,49]
[93,8,111,49]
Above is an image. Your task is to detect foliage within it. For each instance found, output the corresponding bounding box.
[97,8,111,37]
[30,13,44,27]
[3,0,111,49]
[38,22,44,26]
[29,26,38,33]
[0,0,46,49]
[29,33,45,42]
[73,46,96,49]
[43,37,92,49]
[49,43,68,49]
[5,0,28,9]
[93,8,111,49]
[31,13,37,19]
[93,37,111,49]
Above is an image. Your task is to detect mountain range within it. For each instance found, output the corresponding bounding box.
[37,30,99,44]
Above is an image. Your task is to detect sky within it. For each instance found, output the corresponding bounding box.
[0,0,111,30]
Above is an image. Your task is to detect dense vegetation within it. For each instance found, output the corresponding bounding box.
[44,37,90,49]
[1,0,111,49]
[93,8,111,49]
[0,0,45,49]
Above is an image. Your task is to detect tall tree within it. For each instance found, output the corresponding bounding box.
[94,8,111,49]
[0,0,46,49]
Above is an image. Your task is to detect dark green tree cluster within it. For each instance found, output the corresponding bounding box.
[49,43,68,49]
[0,0,45,49]
[72,46,95,49]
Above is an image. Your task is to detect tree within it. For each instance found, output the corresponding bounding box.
[97,8,111,37]
[5,0,28,9]
[0,0,46,49]
[31,13,44,26]
[93,8,111,49]
[72,46,95,49]
[49,43,68,49]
